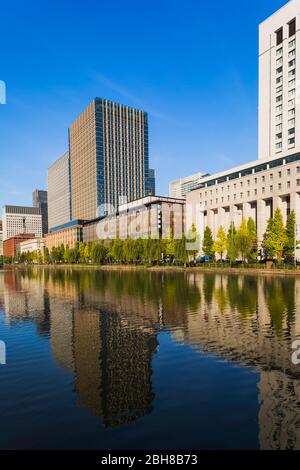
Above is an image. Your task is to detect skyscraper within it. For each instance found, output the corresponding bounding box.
[47,151,71,231]
[147,168,156,195]
[69,98,149,220]
[32,189,48,235]
[259,0,299,160]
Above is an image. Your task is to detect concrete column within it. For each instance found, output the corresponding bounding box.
[257,199,266,248]
[243,202,251,222]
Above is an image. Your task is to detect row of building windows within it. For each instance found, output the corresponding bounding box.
[275,19,296,152]
[201,180,300,207]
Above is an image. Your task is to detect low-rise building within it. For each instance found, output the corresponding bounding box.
[0,221,3,256]
[186,152,300,256]
[85,196,186,242]
[19,238,45,255]
[3,233,35,258]
[45,220,84,251]
[169,172,209,198]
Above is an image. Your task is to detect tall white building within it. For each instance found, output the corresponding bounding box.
[169,172,209,198]
[2,206,43,241]
[47,151,71,231]
[259,0,299,160]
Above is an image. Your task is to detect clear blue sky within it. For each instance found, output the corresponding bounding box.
[0,0,287,208]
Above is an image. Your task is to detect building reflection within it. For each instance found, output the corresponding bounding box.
[1,268,300,446]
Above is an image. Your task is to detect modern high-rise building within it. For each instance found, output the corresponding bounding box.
[2,206,42,241]
[0,221,3,256]
[169,171,208,198]
[69,98,149,220]
[259,0,299,160]
[47,151,71,231]
[147,168,156,195]
[32,189,48,235]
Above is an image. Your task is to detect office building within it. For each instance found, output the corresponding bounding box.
[259,0,299,160]
[32,190,48,236]
[85,196,185,243]
[47,151,71,231]
[0,221,3,256]
[3,233,35,258]
[69,98,149,220]
[45,220,84,251]
[186,153,300,252]
[19,238,45,255]
[2,206,42,241]
[169,172,208,198]
[147,169,156,195]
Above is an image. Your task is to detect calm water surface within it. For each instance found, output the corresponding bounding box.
[0,267,300,450]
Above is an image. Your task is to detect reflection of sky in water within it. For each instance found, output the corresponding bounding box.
[0,268,299,449]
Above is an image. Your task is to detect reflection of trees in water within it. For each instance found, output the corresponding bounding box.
[264,277,296,335]
[227,276,258,317]
[3,268,300,447]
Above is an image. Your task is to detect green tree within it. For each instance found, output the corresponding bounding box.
[247,217,258,262]
[264,208,287,262]
[285,210,296,259]
[165,229,176,260]
[110,238,124,262]
[43,247,49,264]
[202,226,215,257]
[213,226,227,261]
[226,222,239,262]
[79,242,86,263]
[236,218,252,263]
[84,243,91,263]
[174,236,189,264]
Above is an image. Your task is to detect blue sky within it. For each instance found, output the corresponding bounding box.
[0,0,287,208]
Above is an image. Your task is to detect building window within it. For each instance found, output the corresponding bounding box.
[297,179,300,186]
[288,118,295,127]
[276,66,283,74]
[276,47,283,57]
[276,76,283,84]
[276,123,282,132]
[276,114,283,123]
[278,183,282,190]
[289,69,296,78]
[262,187,265,194]
[276,104,283,113]
[287,168,291,176]
[288,109,295,117]
[288,137,295,145]
[279,171,282,178]
[288,128,295,135]
[289,49,296,59]
[276,133,282,140]
[276,95,283,103]
[287,181,291,188]
[289,19,296,38]
[297,166,300,173]
[270,185,273,192]
[276,27,283,45]
[288,89,295,98]
[289,59,296,67]
[276,142,282,150]
[288,99,295,107]
[289,39,296,48]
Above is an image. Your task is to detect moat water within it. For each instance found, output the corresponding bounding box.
[0,267,300,450]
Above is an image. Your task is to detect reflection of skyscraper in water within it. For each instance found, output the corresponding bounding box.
[258,370,300,450]
[50,299,157,427]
